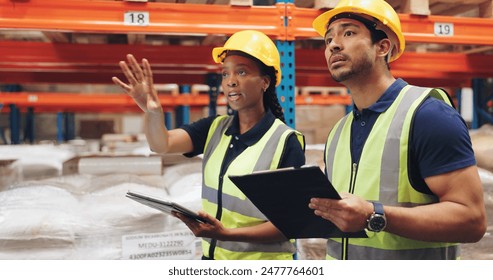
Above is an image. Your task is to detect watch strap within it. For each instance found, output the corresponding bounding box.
[372,201,384,215]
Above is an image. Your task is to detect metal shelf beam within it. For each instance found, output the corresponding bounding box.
[2,1,493,45]
[0,92,351,113]
[290,5,493,45]
[0,92,216,112]
[1,41,492,87]
[0,0,285,38]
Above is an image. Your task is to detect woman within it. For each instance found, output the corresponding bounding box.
[112,30,305,260]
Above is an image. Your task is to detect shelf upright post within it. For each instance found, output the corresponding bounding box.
[0,104,2,142]
[277,0,298,260]
[206,73,221,117]
[24,107,35,144]
[276,40,296,129]
[472,78,493,129]
[175,85,191,127]
[0,104,6,144]
[277,0,296,129]
[9,104,21,144]
[56,112,64,143]
[164,112,173,130]
[2,84,22,144]
[456,88,462,115]
[64,112,76,141]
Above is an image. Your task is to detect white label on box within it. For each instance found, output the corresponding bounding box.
[121,230,197,260]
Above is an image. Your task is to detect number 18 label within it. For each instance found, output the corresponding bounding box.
[124,11,150,26]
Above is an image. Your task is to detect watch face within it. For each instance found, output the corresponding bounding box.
[369,215,386,231]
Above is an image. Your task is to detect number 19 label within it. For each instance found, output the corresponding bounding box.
[124,11,150,26]
[434,22,454,36]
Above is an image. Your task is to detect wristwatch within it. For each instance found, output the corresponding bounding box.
[367,201,387,232]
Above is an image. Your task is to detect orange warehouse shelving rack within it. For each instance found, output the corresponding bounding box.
[1,0,493,142]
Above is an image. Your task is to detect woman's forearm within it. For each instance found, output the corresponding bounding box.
[144,110,170,154]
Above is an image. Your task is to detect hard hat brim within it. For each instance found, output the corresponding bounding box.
[212,47,227,63]
[211,46,282,87]
[313,7,367,37]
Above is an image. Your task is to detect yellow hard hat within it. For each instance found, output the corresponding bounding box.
[312,0,405,62]
[212,30,282,86]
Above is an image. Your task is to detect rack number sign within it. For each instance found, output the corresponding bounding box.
[434,22,454,36]
[124,11,150,26]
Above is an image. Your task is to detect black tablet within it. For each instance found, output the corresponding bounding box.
[229,166,366,239]
[126,191,207,224]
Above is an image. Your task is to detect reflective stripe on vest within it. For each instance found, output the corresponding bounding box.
[326,241,459,260]
[324,85,458,260]
[201,115,304,260]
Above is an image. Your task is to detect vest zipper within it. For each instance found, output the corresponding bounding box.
[207,173,223,260]
[209,140,235,260]
[349,162,358,194]
[342,162,358,260]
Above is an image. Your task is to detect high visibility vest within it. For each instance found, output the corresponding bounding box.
[324,85,459,260]
[202,115,305,260]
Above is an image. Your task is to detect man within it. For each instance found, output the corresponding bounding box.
[308,0,486,259]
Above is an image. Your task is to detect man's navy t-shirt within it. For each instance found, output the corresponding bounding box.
[349,78,476,194]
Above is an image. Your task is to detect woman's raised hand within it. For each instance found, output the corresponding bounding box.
[112,54,162,113]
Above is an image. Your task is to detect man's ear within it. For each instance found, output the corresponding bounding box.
[377,38,392,59]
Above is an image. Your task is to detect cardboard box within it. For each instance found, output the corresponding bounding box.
[79,120,115,139]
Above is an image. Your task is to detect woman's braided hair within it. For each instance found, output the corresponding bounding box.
[260,64,286,123]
